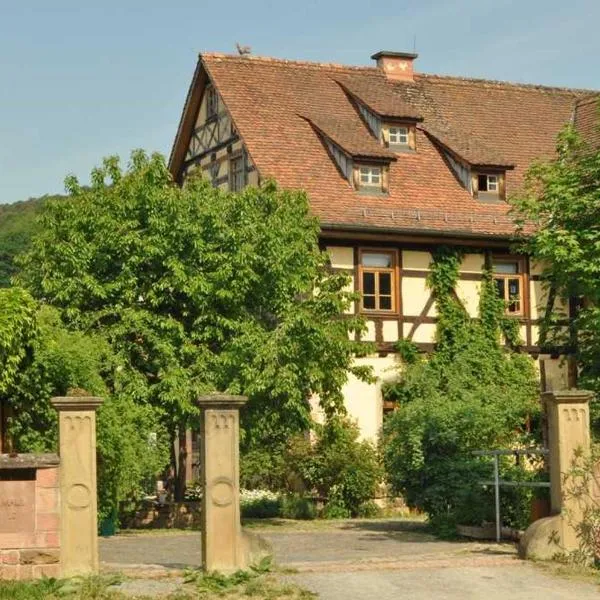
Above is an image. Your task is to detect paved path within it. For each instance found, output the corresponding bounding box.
[99,520,600,599]
[289,564,600,600]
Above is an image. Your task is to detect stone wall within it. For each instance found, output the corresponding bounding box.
[0,455,61,580]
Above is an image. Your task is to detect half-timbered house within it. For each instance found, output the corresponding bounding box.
[169,50,599,442]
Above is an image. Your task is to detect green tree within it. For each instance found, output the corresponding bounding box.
[511,112,600,431]
[18,151,368,496]
[0,288,167,521]
[0,196,55,287]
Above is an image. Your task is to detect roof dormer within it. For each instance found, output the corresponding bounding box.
[300,113,395,195]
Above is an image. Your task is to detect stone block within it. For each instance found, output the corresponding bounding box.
[20,549,60,565]
[1,551,19,565]
[36,467,59,488]
[36,513,60,532]
[0,565,18,580]
[0,479,35,534]
[519,515,563,561]
[18,565,33,580]
[0,532,36,549]
[36,487,59,512]
[32,563,61,579]
[44,532,60,548]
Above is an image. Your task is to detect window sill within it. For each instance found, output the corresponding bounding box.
[360,310,399,317]
[357,188,388,197]
[477,192,505,204]
[389,145,415,153]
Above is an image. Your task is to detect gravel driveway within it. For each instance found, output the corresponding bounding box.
[99,520,600,599]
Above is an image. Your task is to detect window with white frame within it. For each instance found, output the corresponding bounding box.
[389,126,409,146]
[478,173,499,194]
[359,165,381,187]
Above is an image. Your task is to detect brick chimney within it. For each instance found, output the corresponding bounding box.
[371,51,418,82]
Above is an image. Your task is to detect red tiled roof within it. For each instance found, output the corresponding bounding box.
[420,122,514,168]
[301,113,396,160]
[334,75,422,120]
[171,53,598,240]
[574,95,600,149]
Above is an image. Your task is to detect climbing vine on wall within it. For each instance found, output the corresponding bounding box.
[383,246,540,535]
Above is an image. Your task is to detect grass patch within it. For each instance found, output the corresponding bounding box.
[242,516,427,533]
[533,559,600,587]
[0,574,124,600]
[0,570,314,599]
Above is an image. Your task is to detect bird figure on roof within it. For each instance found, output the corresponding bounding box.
[236,43,252,56]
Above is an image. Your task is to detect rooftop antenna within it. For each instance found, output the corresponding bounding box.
[236,42,252,56]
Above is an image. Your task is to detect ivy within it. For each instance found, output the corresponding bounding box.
[382,246,540,535]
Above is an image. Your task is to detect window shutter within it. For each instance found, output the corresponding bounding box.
[381,127,390,147]
[499,173,506,200]
[471,172,479,199]
[408,126,416,150]
[352,166,360,189]
[382,166,389,193]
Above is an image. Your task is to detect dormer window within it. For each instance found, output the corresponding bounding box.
[384,124,416,151]
[478,174,498,193]
[472,172,505,201]
[389,126,409,146]
[353,164,389,194]
[359,166,381,186]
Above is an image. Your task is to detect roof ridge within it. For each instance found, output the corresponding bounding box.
[200,52,377,73]
[416,72,597,95]
[575,94,600,108]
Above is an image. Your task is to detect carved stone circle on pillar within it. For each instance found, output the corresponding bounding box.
[51,396,103,577]
[197,393,247,573]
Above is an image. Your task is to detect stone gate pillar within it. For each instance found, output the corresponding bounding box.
[520,389,593,558]
[51,396,103,577]
[197,393,247,572]
[544,389,592,550]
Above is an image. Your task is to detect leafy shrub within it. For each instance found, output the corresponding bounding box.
[321,485,351,519]
[311,417,382,517]
[356,500,383,519]
[382,247,540,536]
[280,493,317,520]
[240,446,286,492]
[240,489,281,519]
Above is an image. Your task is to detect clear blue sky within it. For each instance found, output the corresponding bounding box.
[1,0,599,204]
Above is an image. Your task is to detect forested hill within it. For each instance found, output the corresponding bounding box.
[0,195,64,287]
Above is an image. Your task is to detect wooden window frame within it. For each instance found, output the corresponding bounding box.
[357,248,400,314]
[359,165,382,187]
[491,255,528,317]
[472,171,506,201]
[229,153,246,192]
[389,126,409,146]
[206,86,218,120]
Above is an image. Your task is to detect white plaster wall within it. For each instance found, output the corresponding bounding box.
[327,246,354,270]
[460,253,485,273]
[342,355,400,442]
[402,250,432,270]
[402,277,436,317]
[382,320,398,342]
[363,321,376,342]
[456,280,481,318]
[411,323,437,344]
